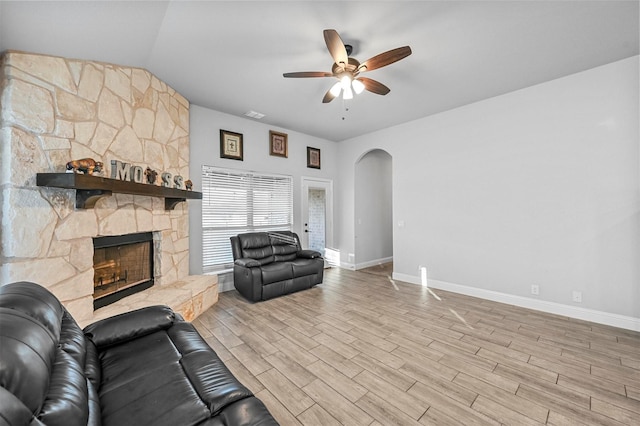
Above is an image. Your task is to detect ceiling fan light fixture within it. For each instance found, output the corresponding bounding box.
[330,81,342,97]
[352,79,365,94]
[340,75,352,90]
[343,86,354,100]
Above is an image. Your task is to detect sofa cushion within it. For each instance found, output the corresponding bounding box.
[238,233,274,265]
[101,363,210,426]
[168,322,254,415]
[261,262,293,285]
[181,350,253,416]
[98,329,211,426]
[96,322,259,425]
[98,330,181,394]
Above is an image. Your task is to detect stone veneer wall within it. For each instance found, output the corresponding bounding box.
[0,50,204,324]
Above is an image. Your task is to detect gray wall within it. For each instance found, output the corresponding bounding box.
[336,56,639,319]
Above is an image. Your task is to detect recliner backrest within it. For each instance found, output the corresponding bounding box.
[237,233,275,265]
[269,231,300,262]
[0,282,92,426]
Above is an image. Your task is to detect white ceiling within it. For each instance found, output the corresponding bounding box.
[1,1,638,142]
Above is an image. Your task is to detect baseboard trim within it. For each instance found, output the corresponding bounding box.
[392,272,421,285]
[338,262,356,270]
[219,281,234,293]
[392,273,640,332]
[355,257,393,271]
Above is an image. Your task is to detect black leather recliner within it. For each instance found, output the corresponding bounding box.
[230,231,324,302]
[0,281,279,426]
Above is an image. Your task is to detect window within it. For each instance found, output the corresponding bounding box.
[202,166,293,272]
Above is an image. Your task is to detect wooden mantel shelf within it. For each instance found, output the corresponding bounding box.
[36,173,202,210]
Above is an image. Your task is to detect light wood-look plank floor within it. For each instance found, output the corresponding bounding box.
[192,266,640,425]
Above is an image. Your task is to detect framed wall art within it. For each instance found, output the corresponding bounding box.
[307,147,321,169]
[269,130,288,158]
[220,129,243,161]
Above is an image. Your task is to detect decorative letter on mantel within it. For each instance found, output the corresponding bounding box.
[111,160,185,189]
[111,160,131,181]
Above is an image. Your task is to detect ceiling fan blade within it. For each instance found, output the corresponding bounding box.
[358,77,390,95]
[358,46,412,72]
[323,29,348,67]
[283,71,334,78]
[322,88,337,103]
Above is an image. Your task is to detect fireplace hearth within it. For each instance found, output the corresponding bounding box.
[93,232,154,310]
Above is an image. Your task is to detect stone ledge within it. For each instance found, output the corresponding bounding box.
[83,274,218,328]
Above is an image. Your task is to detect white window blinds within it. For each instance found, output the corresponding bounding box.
[202,166,293,273]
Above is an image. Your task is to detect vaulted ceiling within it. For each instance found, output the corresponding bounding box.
[1,1,638,141]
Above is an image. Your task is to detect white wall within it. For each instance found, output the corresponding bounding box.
[354,149,393,268]
[188,106,338,275]
[337,56,639,320]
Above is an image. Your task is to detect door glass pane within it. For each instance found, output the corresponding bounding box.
[308,188,326,254]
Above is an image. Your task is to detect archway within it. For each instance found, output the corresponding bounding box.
[354,149,393,269]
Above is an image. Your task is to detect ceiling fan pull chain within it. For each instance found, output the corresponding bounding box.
[341,99,350,120]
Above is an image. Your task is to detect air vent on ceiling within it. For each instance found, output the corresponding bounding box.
[244,110,265,119]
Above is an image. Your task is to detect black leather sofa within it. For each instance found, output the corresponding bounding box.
[230,231,324,302]
[0,281,278,426]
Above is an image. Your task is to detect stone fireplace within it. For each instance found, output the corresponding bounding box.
[0,51,217,326]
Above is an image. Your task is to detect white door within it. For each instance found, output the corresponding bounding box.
[301,178,333,256]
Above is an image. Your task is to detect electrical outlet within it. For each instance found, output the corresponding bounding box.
[531,284,539,295]
[572,291,582,303]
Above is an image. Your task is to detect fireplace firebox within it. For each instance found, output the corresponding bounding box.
[92,232,154,310]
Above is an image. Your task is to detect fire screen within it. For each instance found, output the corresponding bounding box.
[93,232,153,309]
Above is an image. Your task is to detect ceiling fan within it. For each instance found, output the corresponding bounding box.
[283,29,412,103]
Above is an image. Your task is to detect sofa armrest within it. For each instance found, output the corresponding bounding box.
[233,262,264,302]
[235,258,261,267]
[83,305,175,349]
[298,249,322,259]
